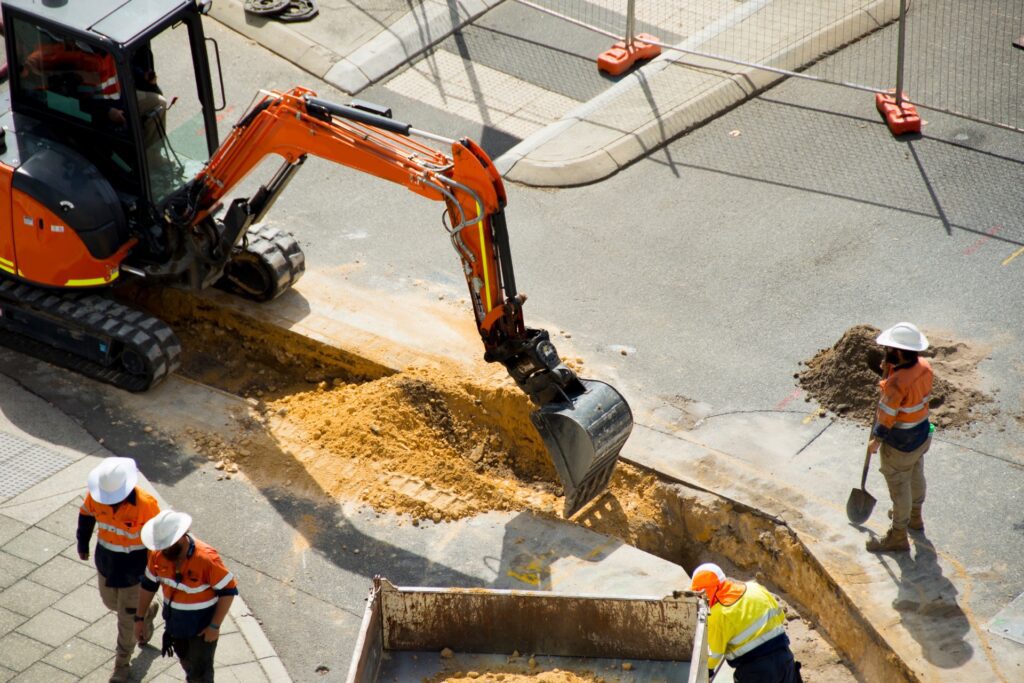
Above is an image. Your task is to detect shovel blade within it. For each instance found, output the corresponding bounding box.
[531,379,633,518]
[846,487,877,524]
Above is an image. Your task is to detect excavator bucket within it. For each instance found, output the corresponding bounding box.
[531,379,633,518]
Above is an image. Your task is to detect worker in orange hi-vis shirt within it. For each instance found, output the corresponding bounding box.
[866,321,933,553]
[136,510,238,683]
[76,457,161,683]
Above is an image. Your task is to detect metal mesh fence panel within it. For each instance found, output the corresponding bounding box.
[901,0,1024,131]
[508,0,1024,131]
[512,0,902,90]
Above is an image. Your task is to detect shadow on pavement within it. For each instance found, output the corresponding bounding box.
[491,509,622,592]
[891,533,974,669]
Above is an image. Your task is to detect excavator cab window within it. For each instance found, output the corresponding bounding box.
[7,12,215,207]
[9,17,140,194]
[134,20,211,203]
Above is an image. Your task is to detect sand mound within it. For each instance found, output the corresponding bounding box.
[263,367,562,521]
[798,325,994,430]
[434,672,607,682]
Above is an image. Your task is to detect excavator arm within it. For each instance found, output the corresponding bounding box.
[188,87,632,516]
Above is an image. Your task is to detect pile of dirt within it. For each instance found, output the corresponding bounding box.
[434,672,607,682]
[430,658,612,683]
[798,325,994,430]
[261,367,562,522]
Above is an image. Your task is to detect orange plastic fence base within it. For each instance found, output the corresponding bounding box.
[597,33,661,76]
[875,91,921,136]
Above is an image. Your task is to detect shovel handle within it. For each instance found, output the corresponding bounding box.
[860,440,873,490]
[861,413,879,490]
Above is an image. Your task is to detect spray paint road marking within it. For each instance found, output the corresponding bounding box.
[214,105,237,124]
[507,551,557,587]
[774,388,802,411]
[963,225,1002,256]
[1003,244,1024,267]
[801,409,822,425]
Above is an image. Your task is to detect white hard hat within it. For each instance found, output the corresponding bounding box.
[876,322,929,352]
[690,562,726,592]
[141,510,192,551]
[87,457,138,505]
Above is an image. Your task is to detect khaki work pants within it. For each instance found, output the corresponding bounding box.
[879,436,930,531]
[97,574,156,668]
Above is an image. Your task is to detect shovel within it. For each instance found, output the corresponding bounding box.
[846,437,877,524]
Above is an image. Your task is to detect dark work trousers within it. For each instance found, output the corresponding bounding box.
[172,635,218,682]
[734,648,802,683]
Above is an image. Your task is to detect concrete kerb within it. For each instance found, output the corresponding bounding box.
[0,408,292,682]
[497,0,901,187]
[323,0,505,95]
[209,0,503,95]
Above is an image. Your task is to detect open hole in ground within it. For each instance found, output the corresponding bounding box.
[127,287,914,681]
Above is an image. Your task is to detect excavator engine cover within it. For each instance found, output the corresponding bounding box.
[531,379,633,517]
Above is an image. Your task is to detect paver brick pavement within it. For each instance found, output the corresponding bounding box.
[0,425,292,682]
[26,554,94,594]
[0,606,23,639]
[16,607,89,648]
[41,637,112,677]
[3,527,67,565]
[0,551,33,590]
[0,579,60,618]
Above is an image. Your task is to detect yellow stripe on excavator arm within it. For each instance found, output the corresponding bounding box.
[476,201,492,310]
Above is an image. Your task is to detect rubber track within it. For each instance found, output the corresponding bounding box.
[244,223,305,300]
[0,279,181,392]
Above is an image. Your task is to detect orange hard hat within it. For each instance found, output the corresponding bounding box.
[690,562,726,604]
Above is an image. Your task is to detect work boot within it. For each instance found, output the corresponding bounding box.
[909,506,924,531]
[866,528,910,552]
[888,508,925,531]
[141,601,159,645]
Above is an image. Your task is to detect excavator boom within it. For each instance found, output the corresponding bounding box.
[186,88,633,516]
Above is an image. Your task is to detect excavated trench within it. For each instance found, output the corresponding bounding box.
[125,287,917,682]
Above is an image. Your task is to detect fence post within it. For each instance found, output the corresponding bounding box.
[875,0,921,135]
[894,0,907,107]
[625,0,636,48]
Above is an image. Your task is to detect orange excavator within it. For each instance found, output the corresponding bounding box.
[0,0,631,516]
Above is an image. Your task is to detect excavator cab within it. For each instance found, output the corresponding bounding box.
[2,0,219,216]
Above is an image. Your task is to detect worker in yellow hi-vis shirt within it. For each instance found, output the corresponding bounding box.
[691,563,802,682]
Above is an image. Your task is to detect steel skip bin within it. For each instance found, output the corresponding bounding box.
[347,577,710,683]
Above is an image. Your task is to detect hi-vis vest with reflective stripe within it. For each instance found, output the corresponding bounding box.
[877,358,933,430]
[80,489,160,554]
[707,581,787,669]
[145,537,236,612]
[24,43,121,99]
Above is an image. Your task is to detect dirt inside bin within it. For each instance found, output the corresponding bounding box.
[434,671,606,682]
[135,290,862,680]
[798,324,995,430]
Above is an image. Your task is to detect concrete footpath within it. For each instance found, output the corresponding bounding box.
[209,0,902,186]
[0,375,290,683]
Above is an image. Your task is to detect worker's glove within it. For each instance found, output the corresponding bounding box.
[161,631,174,658]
